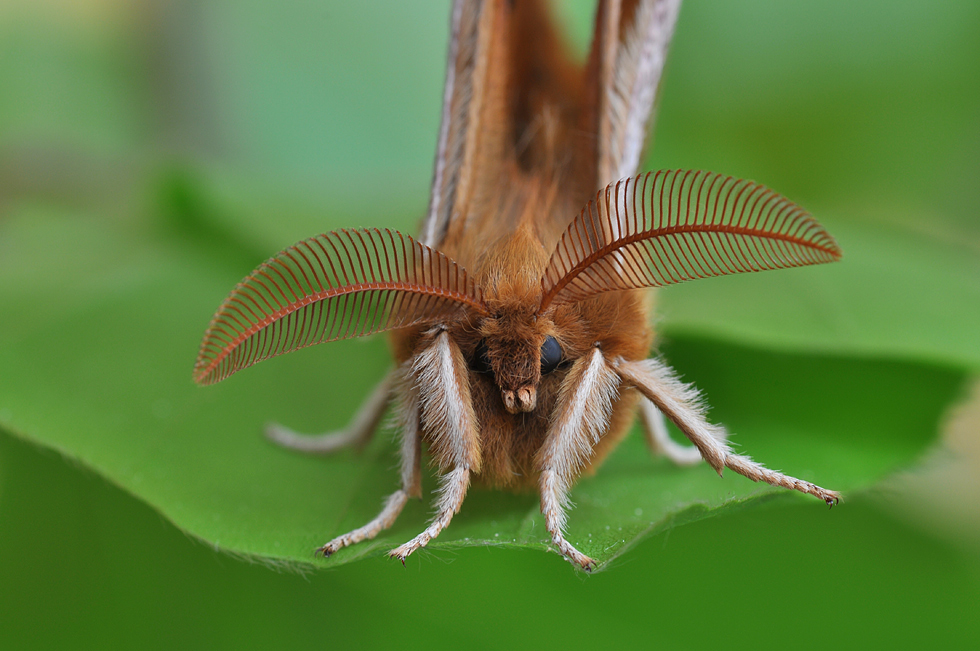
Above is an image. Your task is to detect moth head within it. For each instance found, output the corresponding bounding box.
[469,300,568,414]
[459,226,571,414]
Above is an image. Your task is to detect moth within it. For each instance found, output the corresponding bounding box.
[194,0,842,570]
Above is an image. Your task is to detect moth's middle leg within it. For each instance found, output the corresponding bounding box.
[638,398,714,466]
[266,370,394,454]
[316,366,420,557]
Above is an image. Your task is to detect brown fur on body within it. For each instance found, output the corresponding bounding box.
[390,187,652,491]
[390,0,654,491]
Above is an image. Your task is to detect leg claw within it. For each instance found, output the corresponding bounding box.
[387,547,412,566]
[387,541,419,563]
[388,554,406,566]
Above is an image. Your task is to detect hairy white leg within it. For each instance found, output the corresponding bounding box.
[538,346,620,571]
[613,357,840,505]
[389,329,480,563]
[317,368,420,557]
[266,370,394,454]
[388,466,470,563]
[638,398,707,466]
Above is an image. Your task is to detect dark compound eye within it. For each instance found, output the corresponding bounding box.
[469,339,493,375]
[540,336,563,375]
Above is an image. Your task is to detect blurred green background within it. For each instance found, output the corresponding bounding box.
[1,0,978,649]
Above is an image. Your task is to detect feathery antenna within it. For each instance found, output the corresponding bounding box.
[538,170,842,311]
[194,228,485,385]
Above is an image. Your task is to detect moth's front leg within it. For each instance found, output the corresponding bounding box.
[388,328,481,563]
[316,365,420,557]
[538,346,621,571]
[266,370,394,454]
[613,357,841,505]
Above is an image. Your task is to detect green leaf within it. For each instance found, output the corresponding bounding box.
[4,430,979,650]
[0,202,964,570]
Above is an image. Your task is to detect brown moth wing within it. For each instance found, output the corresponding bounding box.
[420,0,594,271]
[419,0,492,249]
[418,0,682,280]
[590,0,682,187]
